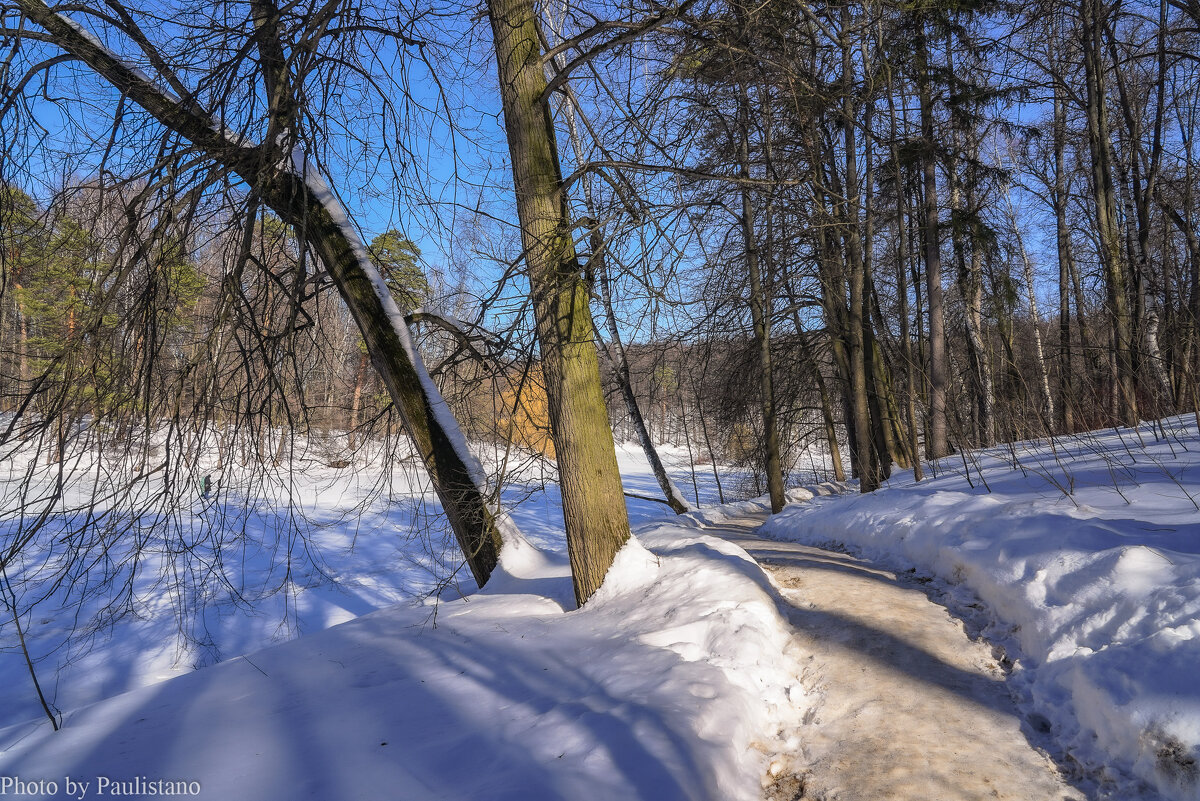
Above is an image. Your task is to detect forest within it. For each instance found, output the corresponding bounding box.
[1,0,1199,737]
[3,1,1200,798]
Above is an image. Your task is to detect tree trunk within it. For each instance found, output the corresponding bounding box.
[1005,189,1056,428]
[487,0,630,604]
[813,167,861,480]
[898,191,924,482]
[16,283,28,388]
[347,348,368,451]
[1052,76,1076,433]
[841,17,879,492]
[694,373,727,503]
[815,353,846,482]
[916,30,949,458]
[736,83,786,513]
[1081,0,1139,425]
[1158,201,1200,423]
[1107,6,1173,414]
[787,280,846,483]
[886,69,924,481]
[946,106,993,446]
[860,90,899,477]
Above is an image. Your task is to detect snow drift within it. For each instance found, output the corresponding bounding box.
[761,415,1200,801]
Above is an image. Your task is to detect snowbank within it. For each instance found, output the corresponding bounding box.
[0,513,804,800]
[760,416,1200,801]
[0,445,806,800]
[0,440,725,725]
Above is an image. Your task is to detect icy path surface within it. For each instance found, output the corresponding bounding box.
[706,516,1084,801]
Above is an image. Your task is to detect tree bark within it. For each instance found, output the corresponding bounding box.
[1052,75,1076,433]
[1107,4,1173,413]
[945,71,993,447]
[886,67,924,481]
[860,90,899,478]
[840,15,879,492]
[347,348,368,451]
[736,82,786,512]
[786,277,846,483]
[1005,189,1056,428]
[898,189,924,482]
[965,179,995,444]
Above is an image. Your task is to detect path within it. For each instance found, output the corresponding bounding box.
[706,516,1084,801]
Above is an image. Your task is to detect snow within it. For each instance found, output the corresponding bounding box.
[759,415,1200,801]
[0,445,803,801]
[5,414,1199,799]
[665,473,694,513]
[0,438,720,722]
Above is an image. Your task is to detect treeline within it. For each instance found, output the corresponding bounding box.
[0,181,602,472]
[1,182,393,463]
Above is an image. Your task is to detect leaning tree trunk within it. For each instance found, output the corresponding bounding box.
[16,0,507,588]
[267,177,510,588]
[487,0,631,605]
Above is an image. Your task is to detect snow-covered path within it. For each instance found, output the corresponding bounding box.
[705,516,1084,801]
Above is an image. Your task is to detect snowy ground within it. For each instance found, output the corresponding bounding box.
[0,440,819,800]
[760,415,1200,801]
[0,510,806,801]
[0,440,742,726]
[4,418,1197,800]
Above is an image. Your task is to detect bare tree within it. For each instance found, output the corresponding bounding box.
[3,0,505,589]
